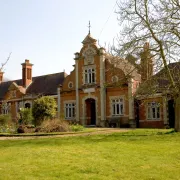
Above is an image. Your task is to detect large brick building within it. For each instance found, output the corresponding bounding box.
[0,32,177,128]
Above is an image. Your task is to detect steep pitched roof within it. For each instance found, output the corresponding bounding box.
[0,72,66,100]
[26,72,66,95]
[136,62,180,95]
[0,79,22,100]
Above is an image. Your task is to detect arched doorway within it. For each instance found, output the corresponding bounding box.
[85,98,96,125]
[168,100,175,128]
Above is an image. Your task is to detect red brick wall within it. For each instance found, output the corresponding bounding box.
[139,120,164,128]
[138,97,165,128]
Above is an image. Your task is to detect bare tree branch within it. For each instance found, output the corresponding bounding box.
[0,52,12,72]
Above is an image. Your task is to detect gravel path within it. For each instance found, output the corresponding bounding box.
[0,128,131,140]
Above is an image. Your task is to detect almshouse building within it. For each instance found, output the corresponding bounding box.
[0,32,177,128]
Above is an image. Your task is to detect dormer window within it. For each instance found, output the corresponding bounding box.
[84,68,95,84]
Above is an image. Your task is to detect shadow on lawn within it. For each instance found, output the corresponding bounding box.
[0,129,178,148]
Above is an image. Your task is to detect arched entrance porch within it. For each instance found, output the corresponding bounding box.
[85,98,96,125]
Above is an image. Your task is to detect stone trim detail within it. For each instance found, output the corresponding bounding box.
[82,47,97,65]
[75,60,79,122]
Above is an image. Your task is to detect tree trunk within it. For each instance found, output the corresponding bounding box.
[175,96,180,132]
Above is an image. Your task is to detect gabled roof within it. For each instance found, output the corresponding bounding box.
[105,54,141,81]
[0,79,22,100]
[152,62,180,89]
[136,62,180,95]
[0,72,66,100]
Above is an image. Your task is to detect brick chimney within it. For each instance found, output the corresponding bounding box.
[21,59,33,88]
[0,71,4,84]
[140,43,153,82]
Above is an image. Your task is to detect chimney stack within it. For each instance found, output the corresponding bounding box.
[21,59,33,88]
[140,43,153,82]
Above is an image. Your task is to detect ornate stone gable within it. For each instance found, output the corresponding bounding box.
[82,47,97,65]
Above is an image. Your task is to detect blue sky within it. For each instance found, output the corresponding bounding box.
[0,0,119,80]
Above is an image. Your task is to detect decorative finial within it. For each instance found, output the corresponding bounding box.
[88,21,91,35]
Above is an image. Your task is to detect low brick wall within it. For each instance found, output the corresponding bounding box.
[139,120,164,128]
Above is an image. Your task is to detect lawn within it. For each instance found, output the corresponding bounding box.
[0,129,180,180]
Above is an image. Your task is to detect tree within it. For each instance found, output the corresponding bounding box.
[32,96,57,125]
[0,52,11,71]
[114,0,180,93]
[114,0,180,130]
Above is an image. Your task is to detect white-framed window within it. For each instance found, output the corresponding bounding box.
[147,102,160,120]
[1,102,11,115]
[111,98,124,116]
[84,68,95,84]
[65,102,75,119]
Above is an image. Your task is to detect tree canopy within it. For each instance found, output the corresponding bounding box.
[114,0,180,95]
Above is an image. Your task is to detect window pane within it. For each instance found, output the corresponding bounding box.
[89,73,91,83]
[148,107,151,119]
[157,107,160,118]
[85,74,88,83]
[152,107,156,118]
[92,72,95,83]
[120,104,123,114]
[117,104,120,114]
[66,108,68,118]
[69,108,71,117]
[113,104,115,115]
[73,107,75,117]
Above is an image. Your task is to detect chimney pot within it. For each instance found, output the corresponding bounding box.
[25,59,30,63]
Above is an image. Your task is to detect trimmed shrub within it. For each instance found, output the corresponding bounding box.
[70,124,84,132]
[32,96,57,125]
[0,114,12,126]
[36,119,70,133]
[0,124,17,133]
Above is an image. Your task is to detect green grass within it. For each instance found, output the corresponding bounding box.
[0,129,180,180]
[0,127,95,137]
